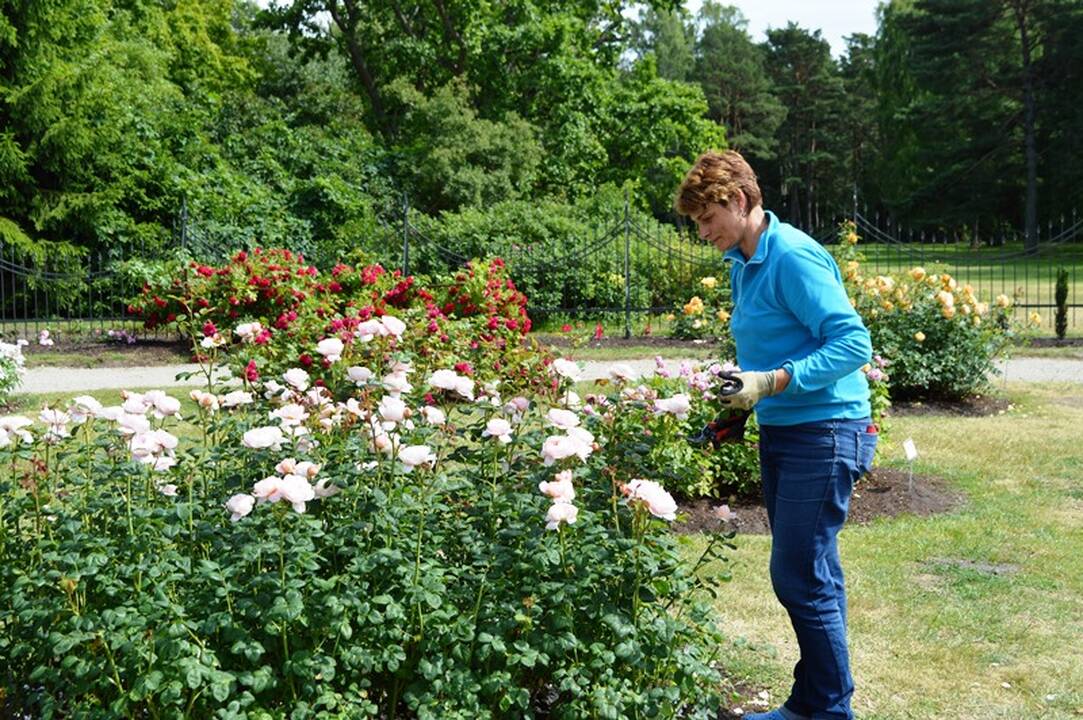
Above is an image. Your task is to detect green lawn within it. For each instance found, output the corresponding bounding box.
[690,381,1083,718]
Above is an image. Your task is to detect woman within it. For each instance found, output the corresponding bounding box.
[675,150,877,720]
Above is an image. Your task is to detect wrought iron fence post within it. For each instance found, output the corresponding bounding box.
[401,192,410,276]
[180,196,188,250]
[623,191,632,339]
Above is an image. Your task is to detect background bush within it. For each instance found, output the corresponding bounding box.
[831,221,1026,400]
[0,339,735,718]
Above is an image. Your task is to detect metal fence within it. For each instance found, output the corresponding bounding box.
[2,194,1080,343]
[850,208,1083,333]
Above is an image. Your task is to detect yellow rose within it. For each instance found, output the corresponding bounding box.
[975,302,988,316]
[700,276,717,289]
[880,300,895,312]
[692,319,703,329]
[909,267,926,282]
[716,309,730,322]
[936,290,955,309]
[1029,311,1042,326]
[960,304,972,316]
[683,296,704,316]
[941,274,957,291]
[972,315,982,327]
[995,294,1012,308]
[845,231,859,245]
[941,306,956,319]
[664,313,676,322]
[914,331,926,343]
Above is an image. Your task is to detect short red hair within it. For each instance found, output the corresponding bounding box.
[674,150,763,216]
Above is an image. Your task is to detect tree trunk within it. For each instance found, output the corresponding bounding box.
[328,0,389,135]
[1012,0,1039,255]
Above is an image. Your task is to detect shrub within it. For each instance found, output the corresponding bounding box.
[0,340,26,404]
[1055,267,1069,340]
[0,343,735,717]
[411,193,723,314]
[831,221,1028,400]
[590,356,760,498]
[129,252,555,399]
[668,275,736,356]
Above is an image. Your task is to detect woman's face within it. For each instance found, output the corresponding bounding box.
[691,200,744,254]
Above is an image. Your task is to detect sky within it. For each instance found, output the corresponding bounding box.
[685,0,882,57]
[255,0,883,60]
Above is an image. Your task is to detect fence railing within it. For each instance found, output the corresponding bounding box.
[850,211,1083,333]
[2,195,1080,343]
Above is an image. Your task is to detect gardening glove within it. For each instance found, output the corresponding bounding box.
[717,370,778,411]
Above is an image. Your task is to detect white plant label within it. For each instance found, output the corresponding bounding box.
[903,438,919,461]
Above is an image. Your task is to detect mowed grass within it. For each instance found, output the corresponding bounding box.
[685,381,1083,718]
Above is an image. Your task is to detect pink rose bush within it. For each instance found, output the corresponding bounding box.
[1,313,744,718]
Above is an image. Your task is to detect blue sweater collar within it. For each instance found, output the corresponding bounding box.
[725,210,778,266]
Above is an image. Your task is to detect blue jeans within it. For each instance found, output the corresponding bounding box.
[759,418,877,720]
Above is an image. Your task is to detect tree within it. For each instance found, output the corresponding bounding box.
[693,3,785,162]
[838,33,880,212]
[1033,0,1083,220]
[761,24,848,227]
[627,6,696,82]
[874,0,1062,250]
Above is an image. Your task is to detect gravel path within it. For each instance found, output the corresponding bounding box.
[16,357,1083,395]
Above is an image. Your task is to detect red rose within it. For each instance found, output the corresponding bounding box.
[244,360,259,382]
[202,321,217,338]
[299,353,313,367]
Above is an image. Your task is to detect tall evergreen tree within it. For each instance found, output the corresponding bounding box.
[693,3,785,162]
[761,24,848,228]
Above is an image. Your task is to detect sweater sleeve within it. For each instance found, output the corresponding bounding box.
[775,246,872,394]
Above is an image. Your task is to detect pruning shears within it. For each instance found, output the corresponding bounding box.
[687,372,752,448]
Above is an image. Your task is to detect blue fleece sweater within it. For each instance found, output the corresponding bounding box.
[725,212,872,426]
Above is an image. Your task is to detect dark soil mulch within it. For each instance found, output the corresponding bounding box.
[674,467,964,536]
[1027,336,1083,348]
[886,393,1011,417]
[24,338,192,367]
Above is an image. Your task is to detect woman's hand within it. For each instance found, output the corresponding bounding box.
[719,369,790,410]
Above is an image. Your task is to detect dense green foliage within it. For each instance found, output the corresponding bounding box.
[4,0,1082,271]
[0,344,737,717]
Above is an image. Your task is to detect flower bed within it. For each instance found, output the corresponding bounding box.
[833,221,1033,400]
[128,252,552,399]
[0,327,744,717]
